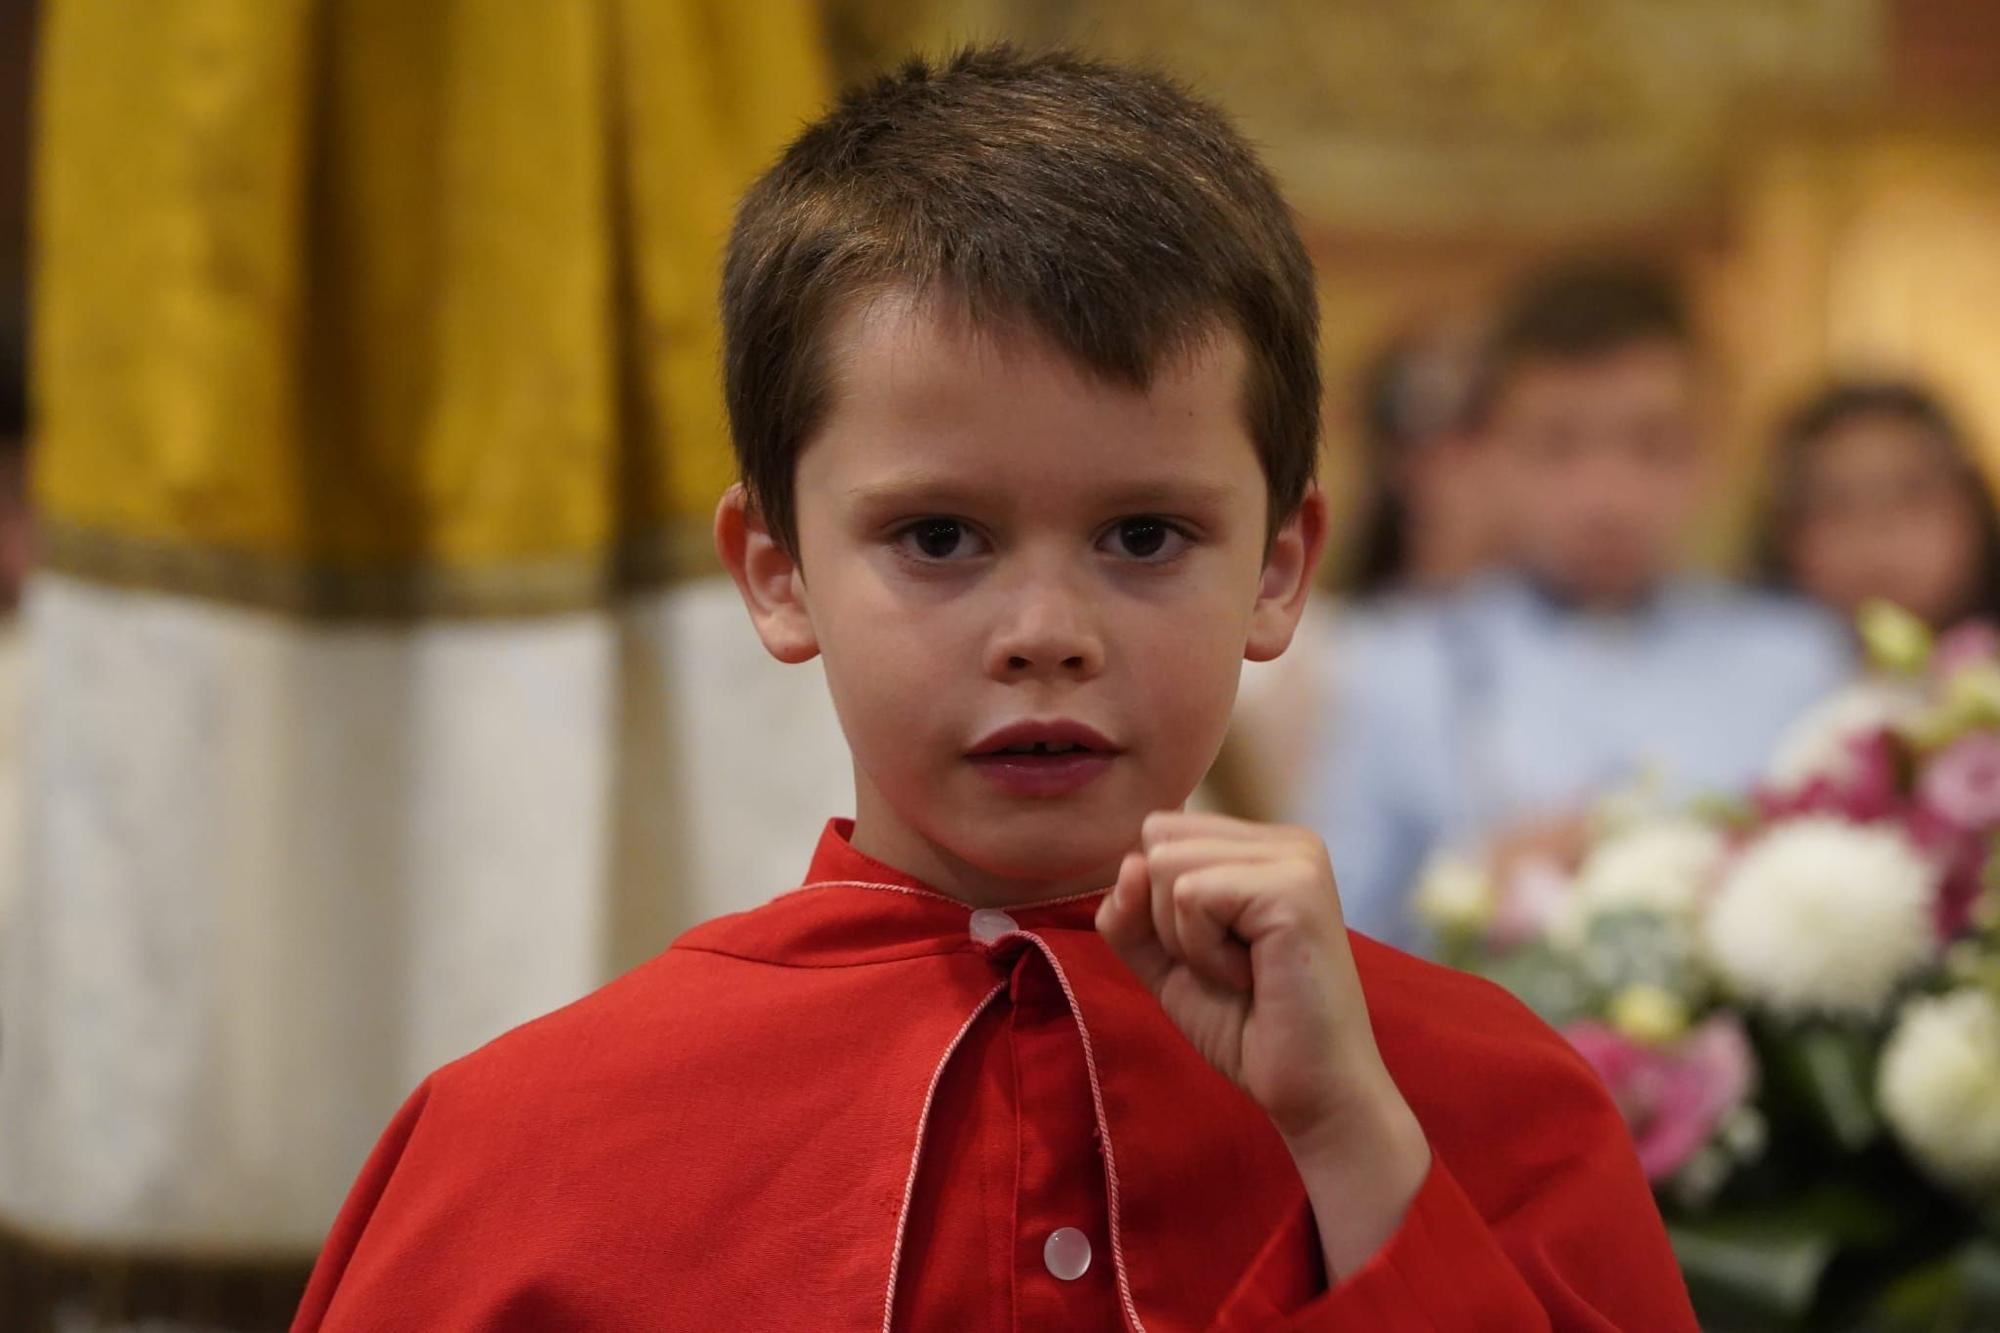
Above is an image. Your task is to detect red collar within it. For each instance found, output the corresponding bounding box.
[676,819,1108,969]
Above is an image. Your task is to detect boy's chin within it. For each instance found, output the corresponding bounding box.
[943,812,1139,887]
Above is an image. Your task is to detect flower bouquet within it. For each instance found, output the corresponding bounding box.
[1416,604,2000,1331]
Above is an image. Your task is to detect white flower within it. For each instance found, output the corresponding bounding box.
[1766,680,1925,792]
[1574,820,1727,921]
[1701,817,1936,1020]
[1411,849,1494,935]
[1879,988,2000,1190]
[1547,819,1724,951]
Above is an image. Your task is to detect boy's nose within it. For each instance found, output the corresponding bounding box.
[986,591,1105,682]
[1000,648,1093,676]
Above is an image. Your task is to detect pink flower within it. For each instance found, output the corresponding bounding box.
[1563,1016,1756,1182]
[1755,729,1906,825]
[1934,622,2000,681]
[1919,732,2000,833]
[1485,858,1572,952]
[1935,839,1987,940]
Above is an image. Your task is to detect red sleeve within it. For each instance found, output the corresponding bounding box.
[290,1078,433,1332]
[1209,1158,1551,1331]
[1207,1099,1699,1331]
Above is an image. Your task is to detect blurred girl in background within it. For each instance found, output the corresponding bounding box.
[1218,318,1499,823]
[1344,319,1502,600]
[1758,381,2000,631]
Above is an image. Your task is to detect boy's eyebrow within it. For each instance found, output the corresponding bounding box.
[844,475,1241,511]
[844,476,985,507]
[1090,478,1239,511]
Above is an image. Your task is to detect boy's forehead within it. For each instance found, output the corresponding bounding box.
[801,294,1262,506]
[821,288,1251,433]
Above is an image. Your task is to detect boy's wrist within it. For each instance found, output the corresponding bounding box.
[1280,1072,1432,1283]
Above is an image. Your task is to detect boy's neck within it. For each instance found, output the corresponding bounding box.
[847,779,1122,909]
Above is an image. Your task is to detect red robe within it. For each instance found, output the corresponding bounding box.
[294,820,1698,1331]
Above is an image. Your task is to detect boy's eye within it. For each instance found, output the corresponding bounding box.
[896,518,986,561]
[1102,517,1190,562]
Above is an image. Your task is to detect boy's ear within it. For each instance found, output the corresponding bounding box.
[1244,483,1328,664]
[714,483,820,664]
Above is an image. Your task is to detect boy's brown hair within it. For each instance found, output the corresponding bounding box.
[720,45,1321,557]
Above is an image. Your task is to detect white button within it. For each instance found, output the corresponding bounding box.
[1043,1226,1092,1280]
[969,908,1018,943]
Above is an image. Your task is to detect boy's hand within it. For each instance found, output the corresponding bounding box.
[1095,810,1432,1280]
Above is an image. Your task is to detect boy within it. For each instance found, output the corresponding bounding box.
[1308,262,1851,951]
[295,49,1698,1330]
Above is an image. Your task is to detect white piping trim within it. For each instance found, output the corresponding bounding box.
[784,877,1112,912]
[881,980,1009,1333]
[786,878,965,907]
[1020,931,1149,1333]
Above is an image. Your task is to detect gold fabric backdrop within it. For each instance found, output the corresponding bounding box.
[3,4,828,1329]
[35,0,821,614]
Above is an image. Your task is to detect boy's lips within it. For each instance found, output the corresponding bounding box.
[965,719,1121,797]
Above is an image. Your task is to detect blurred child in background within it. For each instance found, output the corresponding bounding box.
[1299,261,1853,953]
[1344,319,1504,601]
[1757,380,2000,632]
[1222,318,1498,822]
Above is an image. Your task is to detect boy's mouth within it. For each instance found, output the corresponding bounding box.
[966,720,1120,797]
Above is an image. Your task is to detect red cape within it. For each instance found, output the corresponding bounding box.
[296,820,1696,1330]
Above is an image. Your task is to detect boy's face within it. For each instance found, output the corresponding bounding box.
[720,295,1323,901]
[1485,339,1708,610]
